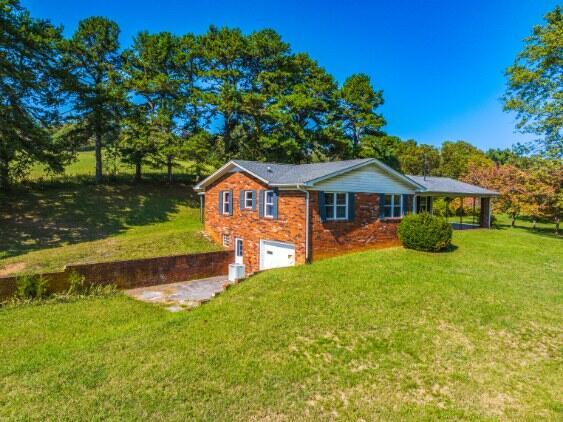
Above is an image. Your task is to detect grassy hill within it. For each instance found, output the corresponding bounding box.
[0,183,219,276]
[1,151,220,276]
[1,227,561,420]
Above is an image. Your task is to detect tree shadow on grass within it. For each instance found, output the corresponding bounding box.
[493,223,561,240]
[0,182,197,260]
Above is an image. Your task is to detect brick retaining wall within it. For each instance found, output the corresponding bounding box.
[0,250,233,300]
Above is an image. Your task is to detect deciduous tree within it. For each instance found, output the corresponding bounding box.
[503,6,563,158]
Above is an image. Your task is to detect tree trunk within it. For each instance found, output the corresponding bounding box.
[0,160,9,192]
[532,219,537,230]
[95,132,103,184]
[134,161,142,183]
[167,154,173,184]
[511,214,516,227]
[352,126,360,158]
[555,216,560,236]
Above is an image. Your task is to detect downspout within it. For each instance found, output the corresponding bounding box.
[296,184,310,263]
[198,192,204,224]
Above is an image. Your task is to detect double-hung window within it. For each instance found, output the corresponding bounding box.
[418,197,428,213]
[264,190,275,218]
[222,191,231,215]
[383,194,402,218]
[244,191,253,209]
[324,192,348,220]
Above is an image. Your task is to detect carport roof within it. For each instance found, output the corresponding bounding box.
[407,175,498,197]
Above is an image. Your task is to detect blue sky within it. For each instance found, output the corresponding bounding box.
[23,0,559,151]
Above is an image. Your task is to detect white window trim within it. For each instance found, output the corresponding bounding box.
[384,194,403,219]
[264,190,274,218]
[244,190,253,209]
[222,191,231,215]
[222,233,230,246]
[325,192,348,221]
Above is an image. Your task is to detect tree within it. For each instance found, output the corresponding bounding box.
[503,6,563,158]
[462,163,529,227]
[338,73,385,157]
[263,52,341,163]
[526,160,562,234]
[122,31,184,182]
[439,140,491,179]
[358,134,402,170]
[395,140,440,175]
[118,106,158,182]
[0,0,69,190]
[64,16,124,183]
[486,148,518,166]
[200,26,248,158]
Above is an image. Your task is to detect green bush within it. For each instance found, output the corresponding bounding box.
[398,213,453,252]
[65,271,115,297]
[15,275,49,299]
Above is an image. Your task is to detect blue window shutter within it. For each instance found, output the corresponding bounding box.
[228,190,233,215]
[348,192,355,221]
[412,195,416,214]
[251,190,257,211]
[218,191,223,214]
[402,194,408,216]
[258,190,265,217]
[379,194,385,220]
[273,189,279,219]
[428,197,433,213]
[240,190,245,210]
[318,191,326,222]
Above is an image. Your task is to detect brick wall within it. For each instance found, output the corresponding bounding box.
[0,250,233,300]
[204,172,307,274]
[310,192,402,260]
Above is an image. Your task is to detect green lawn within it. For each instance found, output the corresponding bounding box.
[28,150,209,182]
[0,183,220,275]
[1,227,561,420]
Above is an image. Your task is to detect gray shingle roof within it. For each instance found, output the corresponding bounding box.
[194,158,498,196]
[232,159,374,185]
[407,175,498,196]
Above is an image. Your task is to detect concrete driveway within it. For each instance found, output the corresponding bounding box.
[125,275,233,312]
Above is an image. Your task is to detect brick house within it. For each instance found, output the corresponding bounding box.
[194,159,497,274]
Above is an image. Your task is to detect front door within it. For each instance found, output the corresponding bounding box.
[235,237,243,264]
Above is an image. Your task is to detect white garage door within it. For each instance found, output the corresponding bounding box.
[260,240,296,270]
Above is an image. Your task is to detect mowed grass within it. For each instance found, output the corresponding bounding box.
[1,228,561,420]
[0,150,218,275]
[28,150,206,182]
[0,183,220,275]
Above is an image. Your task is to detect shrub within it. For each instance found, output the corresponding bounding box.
[66,271,88,295]
[66,271,116,297]
[398,213,453,252]
[15,275,49,299]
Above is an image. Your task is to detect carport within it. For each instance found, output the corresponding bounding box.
[408,175,499,229]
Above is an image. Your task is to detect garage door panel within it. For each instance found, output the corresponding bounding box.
[260,240,295,270]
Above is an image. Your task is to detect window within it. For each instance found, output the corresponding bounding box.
[418,197,428,213]
[383,194,402,218]
[324,192,348,220]
[265,190,275,217]
[244,190,253,209]
[223,234,230,246]
[236,238,243,256]
[222,191,231,215]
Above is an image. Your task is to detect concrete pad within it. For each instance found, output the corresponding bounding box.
[125,275,231,311]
